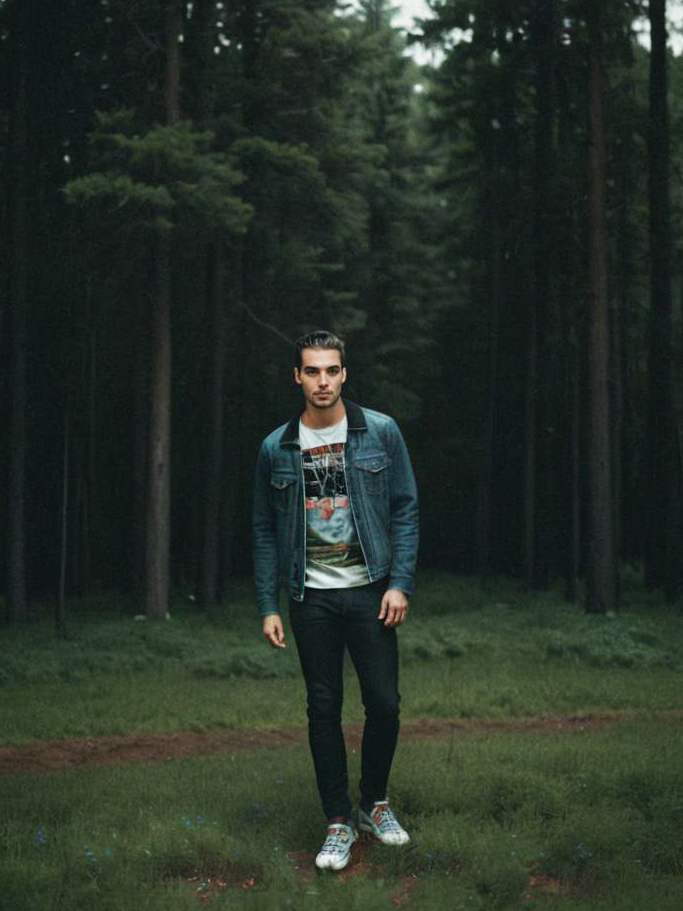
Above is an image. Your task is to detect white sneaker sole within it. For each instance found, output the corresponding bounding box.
[315,853,352,871]
[315,831,357,871]
[357,814,410,845]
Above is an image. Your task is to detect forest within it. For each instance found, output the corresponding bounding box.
[1,0,682,623]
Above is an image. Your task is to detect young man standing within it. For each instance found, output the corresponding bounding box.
[252,330,419,871]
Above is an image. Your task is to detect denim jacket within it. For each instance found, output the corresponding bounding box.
[252,400,419,615]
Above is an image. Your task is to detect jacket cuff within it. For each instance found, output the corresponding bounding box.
[388,576,414,596]
[259,606,281,617]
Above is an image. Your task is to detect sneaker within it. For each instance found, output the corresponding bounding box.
[315,822,356,871]
[357,800,410,845]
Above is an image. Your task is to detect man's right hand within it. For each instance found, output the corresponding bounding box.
[262,613,286,649]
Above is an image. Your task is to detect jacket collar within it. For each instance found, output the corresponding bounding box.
[280,399,367,446]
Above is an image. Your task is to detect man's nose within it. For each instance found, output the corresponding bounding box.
[319,373,330,386]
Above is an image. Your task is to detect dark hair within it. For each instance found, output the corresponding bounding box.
[294,330,346,370]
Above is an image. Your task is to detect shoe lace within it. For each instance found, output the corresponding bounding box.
[372,802,402,834]
[372,803,401,832]
[321,825,352,856]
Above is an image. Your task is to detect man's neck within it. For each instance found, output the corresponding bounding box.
[301,400,346,430]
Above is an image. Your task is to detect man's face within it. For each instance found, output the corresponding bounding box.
[294,347,346,411]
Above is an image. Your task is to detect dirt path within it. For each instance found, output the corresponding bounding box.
[0,711,656,776]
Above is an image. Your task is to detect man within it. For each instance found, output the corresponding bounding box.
[252,329,419,871]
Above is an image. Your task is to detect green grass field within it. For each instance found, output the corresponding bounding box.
[1,572,682,909]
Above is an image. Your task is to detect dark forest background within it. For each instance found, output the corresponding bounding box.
[1,0,682,624]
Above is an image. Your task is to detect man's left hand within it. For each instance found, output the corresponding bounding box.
[378,588,409,627]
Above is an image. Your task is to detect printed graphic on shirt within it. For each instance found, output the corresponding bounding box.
[301,440,369,588]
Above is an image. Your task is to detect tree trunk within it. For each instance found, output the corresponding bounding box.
[615,136,634,564]
[5,4,29,622]
[187,0,215,129]
[133,287,149,603]
[197,244,228,607]
[523,306,538,586]
[145,1,181,619]
[57,408,69,638]
[84,292,96,591]
[567,326,581,602]
[559,249,581,602]
[585,3,616,614]
[165,1,182,127]
[187,0,230,608]
[146,235,173,619]
[645,0,680,600]
[610,233,623,610]
[476,173,501,582]
[525,0,555,588]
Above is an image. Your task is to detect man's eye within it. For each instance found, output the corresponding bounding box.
[328,368,340,375]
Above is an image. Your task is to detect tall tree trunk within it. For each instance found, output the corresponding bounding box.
[566,326,581,602]
[189,0,214,125]
[165,1,182,126]
[84,290,96,591]
[197,245,228,607]
[219,246,246,599]
[645,0,680,600]
[220,367,239,597]
[523,304,538,585]
[57,408,69,638]
[615,138,634,563]
[585,3,616,614]
[188,0,230,609]
[133,286,149,603]
[525,0,555,588]
[146,237,173,619]
[5,4,29,622]
[558,234,581,602]
[476,167,501,582]
[611,236,624,609]
[554,27,580,601]
[146,1,182,619]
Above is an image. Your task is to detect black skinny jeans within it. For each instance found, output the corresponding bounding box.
[289,579,400,821]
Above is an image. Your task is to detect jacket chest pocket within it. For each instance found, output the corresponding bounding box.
[270,473,298,513]
[353,455,391,499]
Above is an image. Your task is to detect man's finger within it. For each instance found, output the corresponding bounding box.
[272,623,286,647]
[263,616,286,648]
[385,606,408,627]
[384,607,398,627]
[378,595,389,620]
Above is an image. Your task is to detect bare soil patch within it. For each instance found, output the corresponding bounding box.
[0,711,656,777]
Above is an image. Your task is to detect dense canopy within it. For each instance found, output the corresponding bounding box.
[1,0,682,622]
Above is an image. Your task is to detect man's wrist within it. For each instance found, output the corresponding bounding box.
[388,579,413,597]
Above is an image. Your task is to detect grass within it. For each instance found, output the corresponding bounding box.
[1,571,682,744]
[2,721,683,910]
[1,571,683,909]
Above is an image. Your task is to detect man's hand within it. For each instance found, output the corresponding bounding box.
[378,588,409,627]
[262,613,286,648]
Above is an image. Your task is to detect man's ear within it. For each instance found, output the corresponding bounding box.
[294,366,302,386]
[342,367,347,384]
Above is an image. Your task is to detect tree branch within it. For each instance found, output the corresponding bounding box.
[238,300,294,345]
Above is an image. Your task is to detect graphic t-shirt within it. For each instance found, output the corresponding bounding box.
[299,416,370,589]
